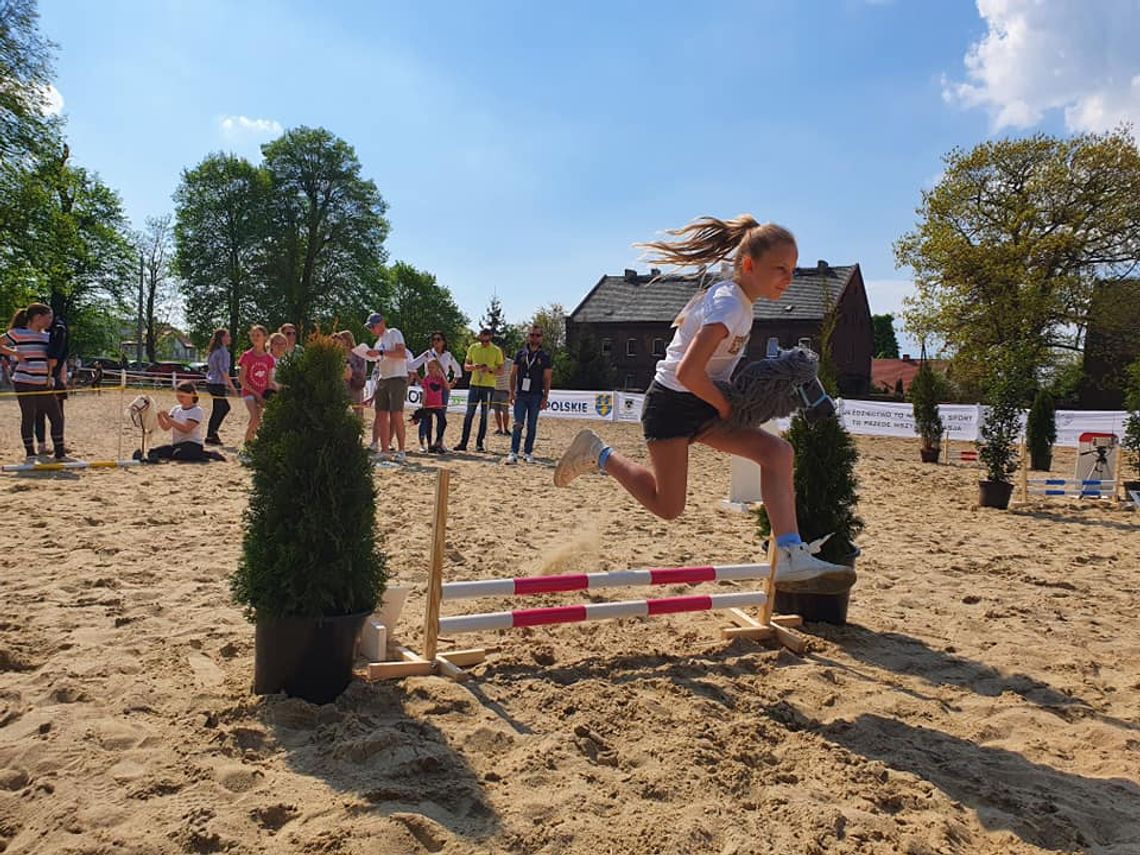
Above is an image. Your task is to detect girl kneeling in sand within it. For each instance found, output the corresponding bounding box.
[554,215,853,591]
[145,381,209,462]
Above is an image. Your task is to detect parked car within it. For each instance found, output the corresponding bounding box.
[144,362,206,384]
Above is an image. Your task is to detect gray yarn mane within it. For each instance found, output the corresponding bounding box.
[715,348,819,430]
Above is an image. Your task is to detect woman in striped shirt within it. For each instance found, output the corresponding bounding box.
[1,303,68,462]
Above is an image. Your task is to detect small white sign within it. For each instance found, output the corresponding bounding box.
[1130,490,1140,510]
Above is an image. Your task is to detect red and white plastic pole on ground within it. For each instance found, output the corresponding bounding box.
[439,590,768,635]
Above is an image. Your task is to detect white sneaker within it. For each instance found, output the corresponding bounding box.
[774,536,856,593]
[523,453,534,464]
[24,454,38,465]
[368,441,379,453]
[419,442,428,452]
[395,451,407,463]
[554,429,607,487]
[505,452,518,465]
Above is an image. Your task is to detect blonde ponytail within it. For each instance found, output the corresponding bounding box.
[637,215,796,279]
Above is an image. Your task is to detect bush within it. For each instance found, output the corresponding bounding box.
[978,364,1026,484]
[756,413,864,565]
[908,358,944,449]
[231,334,386,620]
[1025,389,1056,470]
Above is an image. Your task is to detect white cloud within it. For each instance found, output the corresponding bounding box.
[218,114,283,139]
[944,0,1140,132]
[37,83,63,116]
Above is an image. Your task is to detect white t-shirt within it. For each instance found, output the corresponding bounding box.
[372,328,407,380]
[409,348,461,381]
[170,404,204,445]
[654,280,753,393]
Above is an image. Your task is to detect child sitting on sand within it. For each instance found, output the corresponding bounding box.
[142,381,210,462]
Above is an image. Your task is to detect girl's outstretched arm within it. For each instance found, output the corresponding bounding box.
[675,323,733,420]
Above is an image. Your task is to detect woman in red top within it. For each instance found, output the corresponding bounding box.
[237,325,276,446]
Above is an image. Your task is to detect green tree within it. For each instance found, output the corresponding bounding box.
[561,332,615,390]
[872,313,900,358]
[0,136,133,352]
[383,261,467,357]
[1025,388,1056,471]
[0,0,55,159]
[479,293,507,338]
[261,127,389,332]
[896,128,1140,389]
[173,153,269,348]
[136,214,178,362]
[908,355,945,455]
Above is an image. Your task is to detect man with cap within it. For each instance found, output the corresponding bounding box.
[455,327,502,452]
[364,312,408,462]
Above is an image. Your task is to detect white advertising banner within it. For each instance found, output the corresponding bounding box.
[363,382,1125,446]
[615,392,645,423]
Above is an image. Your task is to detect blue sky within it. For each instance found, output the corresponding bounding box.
[39,1,1140,355]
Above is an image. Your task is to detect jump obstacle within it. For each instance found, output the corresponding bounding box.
[1,459,140,473]
[1017,432,1123,503]
[365,468,807,682]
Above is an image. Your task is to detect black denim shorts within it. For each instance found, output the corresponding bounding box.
[641,380,718,443]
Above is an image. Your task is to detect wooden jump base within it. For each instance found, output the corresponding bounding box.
[366,469,806,682]
[1,459,141,473]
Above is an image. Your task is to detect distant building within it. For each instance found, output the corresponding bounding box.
[566,261,873,394]
[871,355,949,397]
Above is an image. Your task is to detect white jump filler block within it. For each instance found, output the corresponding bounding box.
[358,619,388,662]
[720,421,777,511]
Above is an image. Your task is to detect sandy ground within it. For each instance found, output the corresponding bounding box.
[0,389,1138,854]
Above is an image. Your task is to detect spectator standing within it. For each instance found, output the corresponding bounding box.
[337,330,368,416]
[455,327,502,453]
[237,325,275,446]
[421,358,450,453]
[505,325,553,465]
[363,312,408,462]
[409,332,460,452]
[0,304,68,462]
[33,314,68,456]
[278,324,303,366]
[204,328,238,445]
[492,341,512,436]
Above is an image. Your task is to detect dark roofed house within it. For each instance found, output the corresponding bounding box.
[566,261,873,394]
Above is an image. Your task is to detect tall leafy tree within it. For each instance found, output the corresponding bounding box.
[173,153,268,348]
[260,127,389,332]
[872,313,900,358]
[383,261,467,356]
[896,128,1140,389]
[136,213,178,362]
[0,0,55,159]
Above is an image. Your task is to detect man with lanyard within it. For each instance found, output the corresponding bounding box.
[363,312,409,462]
[455,327,502,453]
[505,325,553,465]
[35,314,69,456]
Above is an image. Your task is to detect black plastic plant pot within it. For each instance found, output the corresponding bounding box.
[978,479,1014,509]
[920,446,941,464]
[774,547,859,626]
[253,610,370,704]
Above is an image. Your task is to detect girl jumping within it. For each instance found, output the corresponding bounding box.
[553,215,853,590]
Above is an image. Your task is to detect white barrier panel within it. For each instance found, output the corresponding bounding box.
[352,382,1126,447]
[615,392,645,423]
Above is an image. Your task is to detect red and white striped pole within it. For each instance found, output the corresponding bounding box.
[439,591,767,635]
[442,563,766,601]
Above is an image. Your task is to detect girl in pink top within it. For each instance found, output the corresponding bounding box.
[237,325,276,445]
[421,358,450,453]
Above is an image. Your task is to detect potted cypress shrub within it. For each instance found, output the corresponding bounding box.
[231,333,386,704]
[1122,358,1140,496]
[1025,389,1056,472]
[756,411,864,624]
[977,365,1025,510]
[908,354,944,463]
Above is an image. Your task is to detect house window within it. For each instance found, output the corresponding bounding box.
[652,337,666,357]
[601,338,612,356]
[798,337,813,351]
[624,374,635,390]
[626,338,637,357]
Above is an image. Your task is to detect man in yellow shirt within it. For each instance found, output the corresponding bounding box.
[455,327,503,452]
